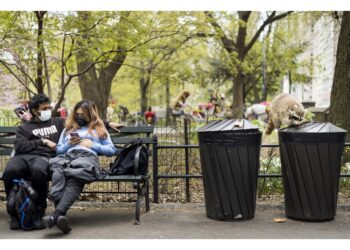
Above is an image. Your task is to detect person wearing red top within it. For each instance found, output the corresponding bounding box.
[144,107,156,125]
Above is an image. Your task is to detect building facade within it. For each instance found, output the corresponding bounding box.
[285,14,341,108]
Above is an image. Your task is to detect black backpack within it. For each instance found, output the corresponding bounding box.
[7,179,37,230]
[109,139,149,175]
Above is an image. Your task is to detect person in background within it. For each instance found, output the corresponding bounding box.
[57,106,68,119]
[14,100,32,123]
[144,106,156,125]
[245,102,270,122]
[171,91,192,116]
[43,100,116,234]
[118,105,129,123]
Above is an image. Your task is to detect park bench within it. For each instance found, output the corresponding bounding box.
[0,125,156,225]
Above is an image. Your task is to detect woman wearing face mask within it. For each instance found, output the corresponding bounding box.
[43,100,116,234]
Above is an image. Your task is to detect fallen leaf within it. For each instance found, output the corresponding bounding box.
[273,217,286,223]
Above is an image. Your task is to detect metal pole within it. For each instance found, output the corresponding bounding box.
[184,117,190,202]
[152,135,159,203]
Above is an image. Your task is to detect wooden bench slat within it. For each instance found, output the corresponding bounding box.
[0,173,149,182]
[0,127,16,133]
[102,175,149,182]
[110,126,154,134]
[0,149,13,156]
[0,138,16,144]
[111,137,154,144]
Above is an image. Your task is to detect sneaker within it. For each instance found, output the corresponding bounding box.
[32,217,46,230]
[56,216,71,234]
[42,215,57,229]
[32,208,46,230]
[9,216,20,230]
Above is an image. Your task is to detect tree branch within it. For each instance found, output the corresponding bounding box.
[0,59,36,95]
[204,11,236,53]
[242,11,293,58]
[0,12,21,43]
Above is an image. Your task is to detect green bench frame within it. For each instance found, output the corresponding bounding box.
[0,125,156,225]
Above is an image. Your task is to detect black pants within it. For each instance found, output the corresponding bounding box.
[3,154,50,211]
[55,178,85,214]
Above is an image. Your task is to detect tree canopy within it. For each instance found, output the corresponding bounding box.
[0,11,316,119]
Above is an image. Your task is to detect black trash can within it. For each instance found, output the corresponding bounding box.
[198,119,262,221]
[279,122,347,221]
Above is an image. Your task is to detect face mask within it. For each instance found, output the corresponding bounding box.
[38,110,51,122]
[77,116,88,127]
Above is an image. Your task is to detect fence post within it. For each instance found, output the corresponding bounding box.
[184,117,190,202]
[152,134,159,203]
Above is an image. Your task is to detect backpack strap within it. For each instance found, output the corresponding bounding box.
[133,139,144,175]
[19,197,31,230]
[133,145,142,175]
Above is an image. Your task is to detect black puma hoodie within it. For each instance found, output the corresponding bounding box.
[14,117,65,157]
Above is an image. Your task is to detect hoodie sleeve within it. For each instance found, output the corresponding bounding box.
[14,126,44,153]
[91,133,116,157]
[56,129,71,155]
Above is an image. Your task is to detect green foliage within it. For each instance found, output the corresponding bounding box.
[303,109,315,122]
[257,155,284,196]
[0,11,317,115]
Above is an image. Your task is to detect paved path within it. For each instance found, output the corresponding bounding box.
[1,202,350,239]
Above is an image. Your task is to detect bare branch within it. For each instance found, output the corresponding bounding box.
[205,11,236,53]
[0,59,36,95]
[0,58,37,87]
[242,11,293,58]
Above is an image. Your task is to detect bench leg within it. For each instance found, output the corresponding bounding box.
[134,183,141,225]
[145,180,150,212]
[133,180,150,225]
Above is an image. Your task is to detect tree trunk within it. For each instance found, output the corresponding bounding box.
[43,47,52,99]
[35,11,46,94]
[165,79,171,125]
[329,11,350,141]
[232,72,245,118]
[76,11,127,119]
[252,78,261,103]
[230,12,250,119]
[288,70,292,94]
[206,11,292,119]
[139,72,151,114]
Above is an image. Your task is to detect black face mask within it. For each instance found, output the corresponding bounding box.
[77,117,88,127]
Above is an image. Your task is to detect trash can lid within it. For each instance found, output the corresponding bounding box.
[279,122,347,133]
[198,119,260,133]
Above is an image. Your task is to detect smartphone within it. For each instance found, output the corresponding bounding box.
[69,132,80,138]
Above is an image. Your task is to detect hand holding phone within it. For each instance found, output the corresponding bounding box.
[69,132,80,138]
[69,132,80,145]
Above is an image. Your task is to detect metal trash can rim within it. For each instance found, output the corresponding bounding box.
[198,119,260,133]
[279,122,347,134]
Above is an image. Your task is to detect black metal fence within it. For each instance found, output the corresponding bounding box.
[1,116,350,204]
[152,141,350,203]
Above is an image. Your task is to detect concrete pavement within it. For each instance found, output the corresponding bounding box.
[1,201,350,239]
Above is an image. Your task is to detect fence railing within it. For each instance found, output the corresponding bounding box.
[1,116,350,204]
[152,142,350,203]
